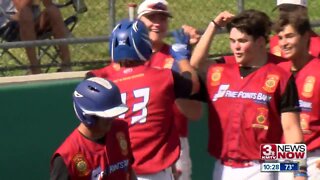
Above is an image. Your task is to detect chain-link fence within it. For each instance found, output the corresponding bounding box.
[1,0,320,76]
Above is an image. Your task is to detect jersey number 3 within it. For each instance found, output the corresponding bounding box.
[119,88,150,125]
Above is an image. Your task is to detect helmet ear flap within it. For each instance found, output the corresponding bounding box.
[73,102,96,126]
[82,113,97,126]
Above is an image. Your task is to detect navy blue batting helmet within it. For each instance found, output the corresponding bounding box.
[73,77,128,126]
[110,19,152,62]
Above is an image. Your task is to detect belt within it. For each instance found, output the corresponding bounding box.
[221,158,264,168]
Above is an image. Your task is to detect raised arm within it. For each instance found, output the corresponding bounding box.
[190,11,234,70]
[12,0,32,11]
[170,28,200,95]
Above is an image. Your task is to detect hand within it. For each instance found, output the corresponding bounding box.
[170,29,191,61]
[182,25,201,45]
[172,28,190,44]
[212,11,235,28]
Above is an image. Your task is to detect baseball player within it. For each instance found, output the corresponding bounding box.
[274,10,320,180]
[87,19,199,180]
[270,0,320,58]
[50,77,135,179]
[189,10,305,180]
[136,1,202,179]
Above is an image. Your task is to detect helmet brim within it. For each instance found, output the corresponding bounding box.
[83,104,129,118]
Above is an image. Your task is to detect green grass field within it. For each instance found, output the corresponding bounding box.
[1,0,320,76]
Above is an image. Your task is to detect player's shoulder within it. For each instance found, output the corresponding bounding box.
[54,129,79,154]
[270,34,279,41]
[221,55,235,64]
[204,56,234,74]
[276,60,291,71]
[266,61,292,79]
[145,65,173,74]
[207,55,234,68]
[88,63,118,78]
[267,53,287,64]
[152,44,171,57]
[310,30,319,38]
[305,57,320,70]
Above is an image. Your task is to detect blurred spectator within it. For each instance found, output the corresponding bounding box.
[12,0,71,74]
[270,0,320,58]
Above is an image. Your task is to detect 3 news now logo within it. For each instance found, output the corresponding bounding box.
[260,144,307,160]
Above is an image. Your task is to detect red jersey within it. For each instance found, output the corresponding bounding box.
[278,58,320,151]
[146,44,176,69]
[146,43,189,137]
[90,65,180,174]
[206,56,292,161]
[51,120,133,180]
[270,31,320,58]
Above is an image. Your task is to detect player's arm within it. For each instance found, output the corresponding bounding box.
[171,66,209,102]
[169,28,203,119]
[177,60,200,95]
[280,75,304,144]
[170,29,200,94]
[50,155,70,180]
[12,0,32,11]
[280,76,307,180]
[190,11,234,72]
[175,99,202,120]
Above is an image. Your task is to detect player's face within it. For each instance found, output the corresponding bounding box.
[278,24,309,60]
[229,28,262,66]
[140,13,169,44]
[95,117,114,132]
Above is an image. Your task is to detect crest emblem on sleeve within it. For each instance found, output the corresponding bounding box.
[262,74,279,93]
[210,67,223,86]
[302,76,315,98]
[116,132,128,156]
[72,153,90,176]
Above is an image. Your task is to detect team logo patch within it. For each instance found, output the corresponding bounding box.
[272,46,281,57]
[163,58,174,69]
[300,113,312,134]
[252,108,269,130]
[210,67,223,86]
[116,132,128,156]
[301,76,315,98]
[72,153,90,176]
[262,74,279,93]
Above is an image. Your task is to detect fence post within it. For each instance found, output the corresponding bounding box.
[237,0,245,13]
[109,0,116,33]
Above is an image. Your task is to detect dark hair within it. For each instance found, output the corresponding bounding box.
[273,9,311,35]
[226,9,272,43]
